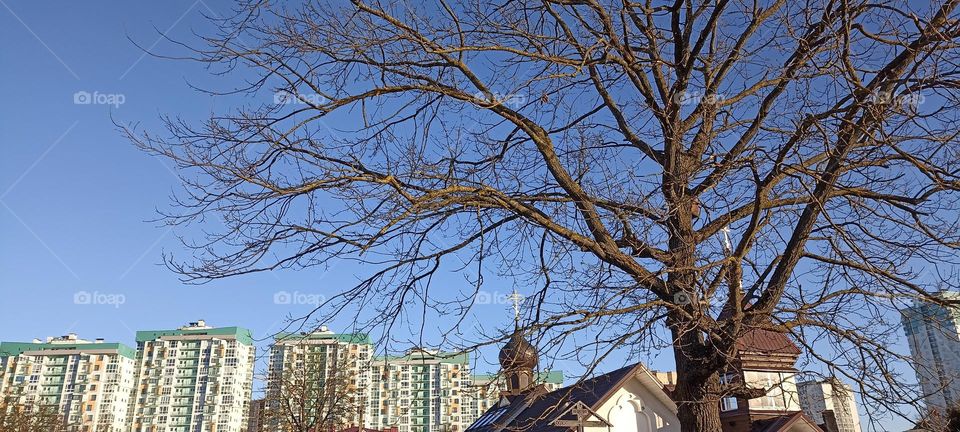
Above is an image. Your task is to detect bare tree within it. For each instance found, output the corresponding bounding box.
[911,402,960,432]
[946,404,960,432]
[124,0,960,430]
[0,375,109,432]
[264,346,363,432]
[0,396,73,432]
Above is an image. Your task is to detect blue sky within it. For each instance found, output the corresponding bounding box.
[0,0,622,379]
[0,2,916,429]
[0,3,279,339]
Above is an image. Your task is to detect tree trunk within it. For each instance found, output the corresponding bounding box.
[670,314,724,432]
[675,397,723,432]
[672,358,723,432]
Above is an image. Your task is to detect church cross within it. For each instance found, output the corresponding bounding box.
[550,401,611,431]
[570,405,591,420]
[507,289,524,324]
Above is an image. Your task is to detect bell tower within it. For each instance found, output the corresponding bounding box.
[499,330,538,394]
[717,310,804,432]
[498,289,539,395]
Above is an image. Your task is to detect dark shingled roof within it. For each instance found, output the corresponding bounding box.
[717,301,802,356]
[736,328,802,355]
[466,364,643,432]
[467,361,820,432]
[750,412,822,432]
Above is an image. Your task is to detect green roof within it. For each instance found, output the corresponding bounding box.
[0,341,136,359]
[540,370,564,384]
[136,326,254,346]
[473,370,564,384]
[274,332,371,344]
[374,350,470,364]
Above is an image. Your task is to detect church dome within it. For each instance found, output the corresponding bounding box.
[499,330,538,370]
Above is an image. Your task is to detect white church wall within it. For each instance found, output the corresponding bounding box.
[583,375,680,432]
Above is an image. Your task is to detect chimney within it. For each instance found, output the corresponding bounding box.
[95,338,104,344]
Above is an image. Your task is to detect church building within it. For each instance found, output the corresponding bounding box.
[466,330,680,432]
[466,322,823,432]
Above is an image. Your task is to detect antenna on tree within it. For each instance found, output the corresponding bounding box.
[721,226,733,254]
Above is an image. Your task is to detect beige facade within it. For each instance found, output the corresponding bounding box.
[365,349,474,432]
[798,379,862,432]
[129,321,255,432]
[265,328,372,431]
[267,329,565,432]
[0,334,137,432]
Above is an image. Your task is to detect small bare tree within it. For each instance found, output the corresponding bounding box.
[125,0,960,430]
[0,397,73,432]
[947,405,960,432]
[264,349,363,432]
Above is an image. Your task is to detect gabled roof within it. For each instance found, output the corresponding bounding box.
[466,363,665,432]
[750,412,822,432]
[735,328,802,356]
[717,302,801,356]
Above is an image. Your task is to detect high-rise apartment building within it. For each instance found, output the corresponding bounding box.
[798,379,862,432]
[902,291,960,411]
[366,349,474,432]
[0,334,137,432]
[129,320,255,432]
[269,328,564,432]
[265,328,372,431]
[246,398,266,432]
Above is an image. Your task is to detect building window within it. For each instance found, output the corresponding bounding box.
[744,371,791,410]
[719,373,739,412]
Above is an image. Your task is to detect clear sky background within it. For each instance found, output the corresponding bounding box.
[0,2,915,430]
[0,0,611,381]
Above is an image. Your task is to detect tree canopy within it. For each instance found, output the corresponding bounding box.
[124,0,960,429]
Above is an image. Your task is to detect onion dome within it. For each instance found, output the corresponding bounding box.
[499,330,538,371]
